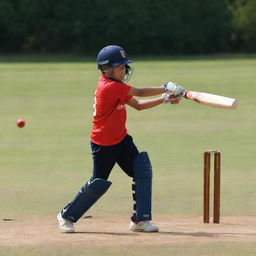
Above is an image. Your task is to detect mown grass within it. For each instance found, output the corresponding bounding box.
[0,54,255,255]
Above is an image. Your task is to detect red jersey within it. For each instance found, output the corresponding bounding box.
[90,75,132,146]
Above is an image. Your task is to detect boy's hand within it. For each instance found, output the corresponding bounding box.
[162,82,185,96]
[162,93,182,104]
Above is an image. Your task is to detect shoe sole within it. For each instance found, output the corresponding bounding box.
[60,229,75,233]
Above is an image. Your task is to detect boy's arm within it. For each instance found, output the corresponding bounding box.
[127,93,182,111]
[128,82,184,97]
[128,86,165,97]
[127,97,163,110]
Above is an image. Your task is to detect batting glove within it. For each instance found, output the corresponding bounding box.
[162,93,182,104]
[162,82,185,96]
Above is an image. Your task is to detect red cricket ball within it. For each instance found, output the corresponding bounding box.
[16,119,25,128]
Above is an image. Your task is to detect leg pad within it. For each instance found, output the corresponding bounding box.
[62,178,112,222]
[132,152,152,222]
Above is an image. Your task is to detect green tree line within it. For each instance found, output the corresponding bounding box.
[0,0,255,55]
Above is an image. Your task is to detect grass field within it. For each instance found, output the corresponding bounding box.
[0,54,256,255]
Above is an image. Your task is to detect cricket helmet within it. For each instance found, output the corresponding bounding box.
[96,45,133,69]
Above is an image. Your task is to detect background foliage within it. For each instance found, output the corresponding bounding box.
[0,0,255,54]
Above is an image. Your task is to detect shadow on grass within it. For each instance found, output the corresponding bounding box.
[0,53,255,63]
[69,231,139,236]
[160,231,256,237]
[62,231,256,237]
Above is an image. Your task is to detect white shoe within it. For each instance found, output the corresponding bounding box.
[129,221,159,232]
[57,213,75,233]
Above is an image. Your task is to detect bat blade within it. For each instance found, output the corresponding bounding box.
[184,91,238,110]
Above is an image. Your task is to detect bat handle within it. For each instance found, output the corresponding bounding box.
[183,90,191,99]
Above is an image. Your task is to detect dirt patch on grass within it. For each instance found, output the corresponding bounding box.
[1,216,256,247]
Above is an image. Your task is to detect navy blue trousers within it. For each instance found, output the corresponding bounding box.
[91,134,139,180]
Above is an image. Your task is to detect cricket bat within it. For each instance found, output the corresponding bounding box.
[183,91,238,110]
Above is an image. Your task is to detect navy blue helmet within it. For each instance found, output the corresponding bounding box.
[96,45,133,69]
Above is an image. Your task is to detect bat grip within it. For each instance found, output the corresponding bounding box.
[183,90,191,99]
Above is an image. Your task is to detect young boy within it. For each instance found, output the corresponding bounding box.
[57,45,184,233]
